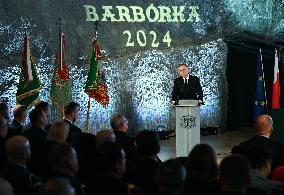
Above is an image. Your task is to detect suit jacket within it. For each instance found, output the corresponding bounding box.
[171,75,203,102]
[0,163,41,195]
[63,119,83,142]
[233,135,284,171]
[114,131,139,164]
[23,125,47,173]
[7,119,23,138]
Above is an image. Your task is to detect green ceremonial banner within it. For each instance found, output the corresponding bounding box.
[85,39,109,106]
[85,40,100,92]
[50,33,72,112]
[16,34,41,108]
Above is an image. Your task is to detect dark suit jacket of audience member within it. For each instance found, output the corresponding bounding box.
[7,119,23,138]
[63,119,83,142]
[37,140,58,181]
[0,163,41,195]
[113,130,139,164]
[85,173,144,195]
[181,178,221,195]
[22,125,47,174]
[233,135,284,171]
[0,137,6,170]
[124,157,161,195]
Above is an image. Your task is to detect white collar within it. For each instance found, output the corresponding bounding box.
[183,75,189,80]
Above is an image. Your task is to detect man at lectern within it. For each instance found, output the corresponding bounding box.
[171,63,203,105]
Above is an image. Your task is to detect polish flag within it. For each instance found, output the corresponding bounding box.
[24,34,33,81]
[272,50,280,108]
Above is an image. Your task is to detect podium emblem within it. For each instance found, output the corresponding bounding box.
[179,115,196,129]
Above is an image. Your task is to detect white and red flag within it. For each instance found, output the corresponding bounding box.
[272,50,280,108]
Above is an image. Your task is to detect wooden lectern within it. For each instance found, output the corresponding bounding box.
[175,100,200,157]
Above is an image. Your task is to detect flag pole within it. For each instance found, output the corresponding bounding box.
[85,96,91,131]
[260,49,268,114]
[56,17,63,71]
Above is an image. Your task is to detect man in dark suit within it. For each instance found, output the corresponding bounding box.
[0,136,42,195]
[232,114,284,172]
[22,108,48,174]
[7,105,27,139]
[172,64,203,105]
[110,113,139,165]
[63,101,82,142]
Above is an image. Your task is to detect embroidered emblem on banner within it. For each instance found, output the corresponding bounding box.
[179,115,196,129]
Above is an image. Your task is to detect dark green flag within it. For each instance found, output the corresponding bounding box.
[16,34,41,108]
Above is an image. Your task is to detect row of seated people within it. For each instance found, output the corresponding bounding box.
[0,100,284,195]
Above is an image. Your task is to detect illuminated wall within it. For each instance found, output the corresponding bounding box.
[1,0,283,133]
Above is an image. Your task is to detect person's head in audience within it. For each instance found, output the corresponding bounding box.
[46,121,69,143]
[254,114,273,137]
[95,129,116,151]
[0,116,8,138]
[48,143,78,177]
[155,159,186,195]
[29,108,48,129]
[219,154,251,194]
[244,146,272,177]
[136,130,160,159]
[13,105,27,124]
[5,136,31,165]
[110,113,128,132]
[35,101,49,120]
[98,142,126,178]
[71,133,96,161]
[0,102,9,121]
[0,178,14,195]
[40,178,75,195]
[186,143,218,181]
[64,101,80,123]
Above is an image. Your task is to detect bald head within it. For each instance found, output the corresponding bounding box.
[110,113,128,132]
[41,178,75,195]
[5,136,31,164]
[0,178,14,195]
[95,129,116,148]
[254,114,273,137]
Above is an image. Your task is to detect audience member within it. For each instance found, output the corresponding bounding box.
[35,101,51,130]
[0,116,8,169]
[63,101,82,142]
[71,133,96,184]
[38,121,69,180]
[7,105,27,139]
[40,178,75,195]
[22,108,47,174]
[219,154,251,195]
[124,130,161,195]
[95,129,116,151]
[153,159,186,195]
[48,143,84,195]
[0,178,14,195]
[232,114,284,171]
[110,113,139,165]
[244,146,283,194]
[85,142,143,195]
[0,136,41,195]
[0,102,9,122]
[181,143,221,195]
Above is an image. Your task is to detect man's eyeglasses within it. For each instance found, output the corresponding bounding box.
[122,119,128,124]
